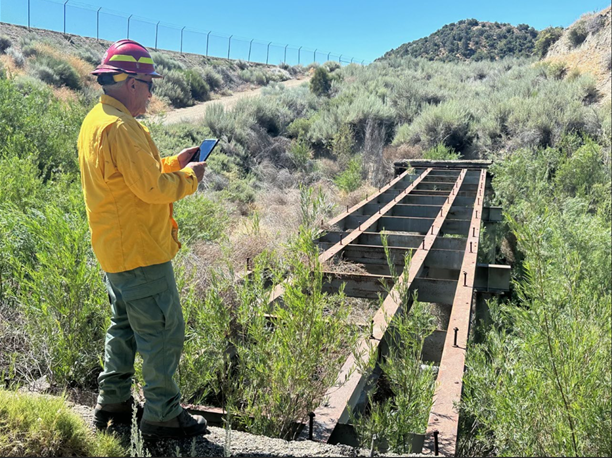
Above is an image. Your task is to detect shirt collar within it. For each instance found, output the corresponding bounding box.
[100,94,133,118]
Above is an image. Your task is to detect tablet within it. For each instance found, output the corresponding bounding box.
[193,139,219,162]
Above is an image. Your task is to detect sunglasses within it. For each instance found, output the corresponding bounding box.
[133,78,154,93]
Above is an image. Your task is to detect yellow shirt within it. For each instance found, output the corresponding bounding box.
[77,95,197,273]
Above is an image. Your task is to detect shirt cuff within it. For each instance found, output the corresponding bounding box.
[182,167,199,193]
[162,155,181,173]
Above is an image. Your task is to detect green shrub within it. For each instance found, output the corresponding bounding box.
[201,66,223,90]
[239,68,269,85]
[76,46,102,66]
[5,47,25,67]
[334,155,362,192]
[173,192,229,243]
[353,299,437,454]
[0,79,85,176]
[21,43,39,57]
[225,177,256,203]
[0,35,12,53]
[154,69,193,108]
[251,97,292,136]
[29,54,82,90]
[204,102,256,148]
[534,27,563,57]
[332,123,355,162]
[20,202,109,387]
[403,100,473,152]
[0,390,125,457]
[288,139,312,170]
[555,137,608,201]
[458,135,611,456]
[287,116,314,139]
[538,61,567,80]
[568,21,588,47]
[184,68,210,101]
[322,60,341,72]
[423,142,462,160]
[310,66,332,97]
[150,51,184,71]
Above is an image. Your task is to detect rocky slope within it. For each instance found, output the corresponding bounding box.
[381,19,538,62]
[544,6,611,102]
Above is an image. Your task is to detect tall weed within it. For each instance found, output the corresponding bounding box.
[459,137,612,456]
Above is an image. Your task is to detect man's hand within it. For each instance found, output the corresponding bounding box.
[177,146,200,169]
[185,161,207,183]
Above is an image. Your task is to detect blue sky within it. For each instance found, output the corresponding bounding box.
[1,0,610,65]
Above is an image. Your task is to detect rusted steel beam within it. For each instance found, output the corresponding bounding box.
[474,263,511,293]
[361,203,439,218]
[411,277,458,305]
[325,168,420,229]
[270,169,432,306]
[318,169,433,265]
[394,159,492,172]
[303,169,468,443]
[316,231,423,250]
[322,271,393,299]
[423,168,487,457]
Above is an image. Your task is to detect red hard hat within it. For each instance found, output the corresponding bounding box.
[92,39,162,77]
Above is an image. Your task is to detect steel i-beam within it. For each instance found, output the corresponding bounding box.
[303,169,468,442]
[422,168,487,457]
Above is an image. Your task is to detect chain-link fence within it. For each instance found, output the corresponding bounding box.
[1,0,370,66]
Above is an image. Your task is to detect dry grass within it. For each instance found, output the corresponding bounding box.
[51,86,78,103]
[383,144,423,162]
[34,43,94,82]
[0,54,25,78]
[341,183,378,209]
[321,256,369,275]
[147,94,171,115]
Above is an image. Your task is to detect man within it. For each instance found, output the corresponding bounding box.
[78,39,208,438]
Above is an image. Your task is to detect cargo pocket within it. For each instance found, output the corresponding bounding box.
[122,278,170,335]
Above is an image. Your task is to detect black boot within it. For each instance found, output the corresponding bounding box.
[140,409,209,439]
[94,396,143,430]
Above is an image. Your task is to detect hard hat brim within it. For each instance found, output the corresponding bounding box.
[91,65,163,78]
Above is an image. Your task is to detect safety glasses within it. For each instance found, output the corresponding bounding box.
[133,78,154,93]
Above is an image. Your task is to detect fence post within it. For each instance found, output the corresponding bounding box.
[96,7,101,41]
[180,26,185,53]
[28,0,31,29]
[206,31,211,56]
[313,48,317,64]
[127,15,132,38]
[248,38,254,62]
[298,46,302,65]
[351,57,354,63]
[284,44,288,64]
[327,51,331,61]
[227,35,232,59]
[339,54,342,64]
[362,60,365,65]
[63,1,69,35]
[155,21,159,49]
[266,41,271,65]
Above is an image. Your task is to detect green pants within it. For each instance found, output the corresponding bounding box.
[98,261,184,422]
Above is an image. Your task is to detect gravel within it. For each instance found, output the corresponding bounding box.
[70,403,412,457]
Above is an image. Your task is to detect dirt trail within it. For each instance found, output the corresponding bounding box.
[152,76,311,126]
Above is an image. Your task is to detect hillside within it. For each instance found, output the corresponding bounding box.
[543,6,611,102]
[381,19,538,62]
[0,22,308,113]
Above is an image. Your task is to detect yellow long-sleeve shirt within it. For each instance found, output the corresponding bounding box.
[77,95,197,273]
